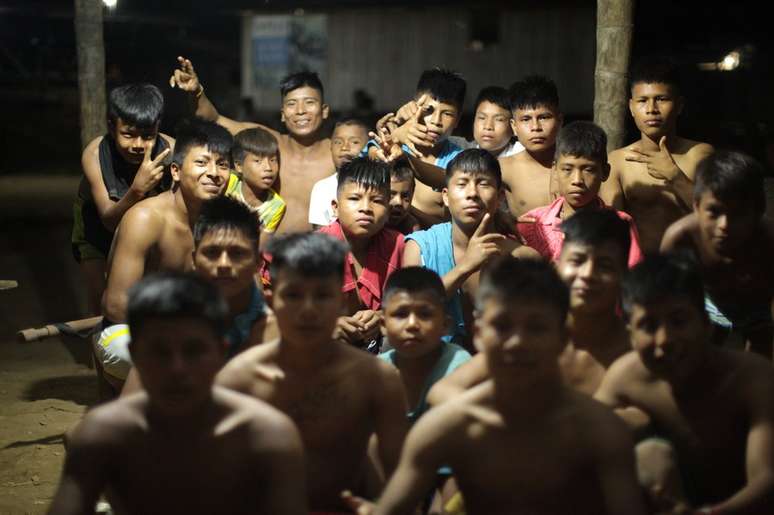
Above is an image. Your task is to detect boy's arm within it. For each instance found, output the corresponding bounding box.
[254,416,308,515]
[373,362,410,477]
[426,352,488,406]
[660,213,697,253]
[82,137,170,231]
[441,213,505,295]
[169,56,269,137]
[594,357,652,434]
[102,207,161,322]
[600,150,626,211]
[47,419,111,515]
[406,156,446,190]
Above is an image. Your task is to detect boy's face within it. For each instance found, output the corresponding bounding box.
[473,101,513,153]
[511,104,562,154]
[110,117,159,165]
[381,291,447,359]
[280,86,329,137]
[268,268,343,346]
[694,190,757,257]
[554,154,610,209]
[475,296,566,381]
[443,171,500,227]
[388,177,414,226]
[236,152,279,192]
[557,241,624,315]
[333,182,390,239]
[628,297,709,381]
[331,124,368,170]
[416,94,460,146]
[193,228,258,300]
[131,317,225,416]
[170,145,230,201]
[629,82,683,139]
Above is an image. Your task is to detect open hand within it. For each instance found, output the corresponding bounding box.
[169,56,201,94]
[391,95,434,157]
[624,136,681,182]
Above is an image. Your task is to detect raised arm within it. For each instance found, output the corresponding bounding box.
[440,213,505,296]
[594,356,652,434]
[373,362,410,477]
[102,206,161,322]
[426,352,488,406]
[169,56,267,137]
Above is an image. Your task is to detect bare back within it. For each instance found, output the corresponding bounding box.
[500,151,555,219]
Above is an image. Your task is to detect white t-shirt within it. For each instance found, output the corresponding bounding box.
[308,173,338,226]
[448,137,525,158]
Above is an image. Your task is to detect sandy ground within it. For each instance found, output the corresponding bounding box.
[0,175,97,514]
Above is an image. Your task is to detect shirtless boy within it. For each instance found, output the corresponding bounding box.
[347,258,646,515]
[216,233,408,513]
[600,57,714,253]
[595,255,774,513]
[171,56,334,232]
[404,149,539,350]
[450,86,524,158]
[662,150,774,359]
[73,83,173,314]
[49,273,306,515]
[96,119,232,387]
[428,209,632,401]
[499,76,563,218]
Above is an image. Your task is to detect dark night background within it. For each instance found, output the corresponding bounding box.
[1,0,772,176]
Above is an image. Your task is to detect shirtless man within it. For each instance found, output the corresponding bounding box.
[49,273,306,515]
[346,258,646,515]
[96,119,232,388]
[661,151,774,359]
[499,76,563,219]
[216,233,408,513]
[170,56,334,233]
[427,209,632,401]
[600,57,714,253]
[595,255,774,513]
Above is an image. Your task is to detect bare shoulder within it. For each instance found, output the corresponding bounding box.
[212,385,297,438]
[216,341,281,392]
[570,390,634,451]
[82,135,103,160]
[120,196,167,232]
[661,212,699,252]
[70,393,148,448]
[722,348,774,404]
[604,351,652,390]
[680,138,714,157]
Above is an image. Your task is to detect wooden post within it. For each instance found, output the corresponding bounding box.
[74,0,107,148]
[594,0,635,152]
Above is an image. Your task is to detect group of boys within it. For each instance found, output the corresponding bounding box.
[54,53,774,514]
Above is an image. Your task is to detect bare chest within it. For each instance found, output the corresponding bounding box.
[154,222,194,272]
[559,347,606,395]
[504,167,553,218]
[276,147,334,232]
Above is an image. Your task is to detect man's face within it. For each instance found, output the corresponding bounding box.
[381,291,447,359]
[236,152,279,192]
[110,117,159,165]
[170,145,230,201]
[333,182,390,239]
[629,82,683,139]
[554,154,609,209]
[388,177,414,226]
[280,86,329,137]
[473,101,513,153]
[417,95,460,146]
[131,318,225,416]
[269,268,343,346]
[695,190,757,257]
[475,297,566,382]
[557,241,625,315]
[442,171,500,227]
[331,124,368,170]
[511,104,561,154]
[193,228,258,300]
[628,297,709,381]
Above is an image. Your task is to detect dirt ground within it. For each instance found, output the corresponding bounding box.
[0,175,97,514]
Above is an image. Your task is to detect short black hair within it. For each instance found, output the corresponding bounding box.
[474,86,512,113]
[555,121,608,163]
[560,209,631,266]
[383,266,446,305]
[280,71,324,99]
[694,150,766,216]
[267,232,347,284]
[622,254,705,319]
[390,158,415,184]
[445,148,502,188]
[127,272,228,340]
[416,68,467,111]
[233,127,279,164]
[509,75,560,112]
[334,117,369,133]
[629,56,683,96]
[172,118,234,168]
[193,196,260,252]
[108,83,164,128]
[477,257,569,320]
[337,156,391,195]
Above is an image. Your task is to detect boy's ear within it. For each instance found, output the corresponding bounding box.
[509,117,517,134]
[601,162,611,182]
[322,103,330,120]
[331,199,339,218]
[472,316,484,353]
[676,96,685,116]
[170,162,181,183]
[234,161,243,173]
[441,188,449,208]
[380,316,388,338]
